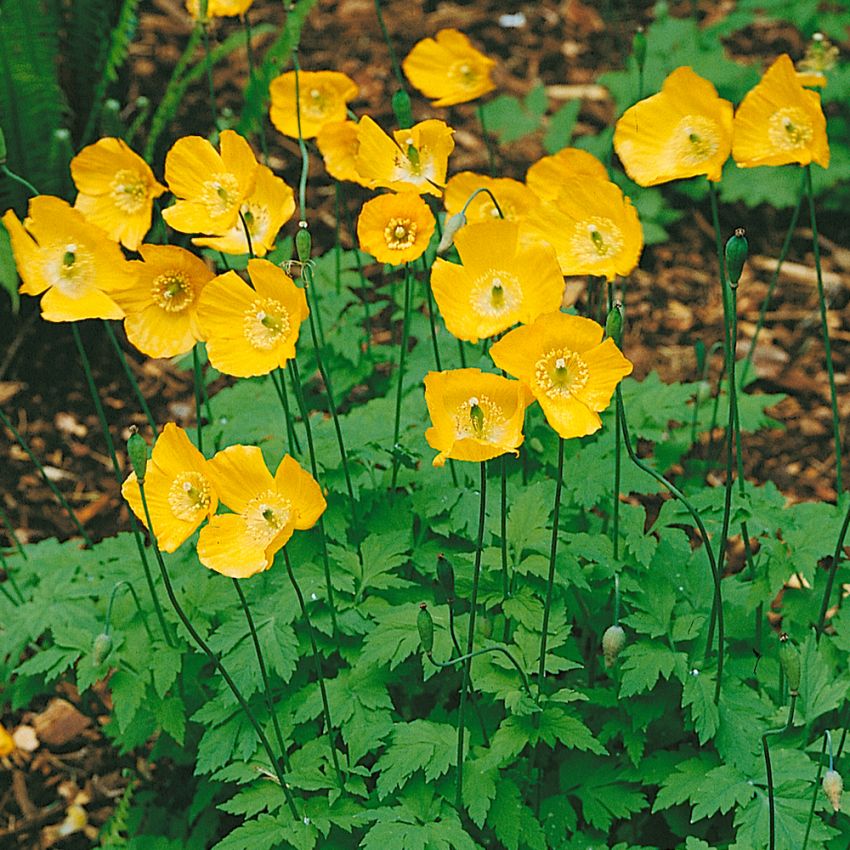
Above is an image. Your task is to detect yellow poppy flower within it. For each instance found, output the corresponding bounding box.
[197,258,309,378]
[526,148,608,200]
[431,220,563,343]
[186,0,253,17]
[316,121,375,187]
[357,192,435,265]
[112,245,213,358]
[269,70,358,139]
[122,423,218,553]
[163,130,259,236]
[355,116,455,197]
[490,312,633,440]
[613,67,733,186]
[197,446,326,578]
[424,369,532,467]
[523,178,643,281]
[402,29,496,108]
[2,196,129,322]
[732,54,830,169]
[192,165,295,257]
[71,137,166,251]
[0,724,15,757]
[444,172,535,223]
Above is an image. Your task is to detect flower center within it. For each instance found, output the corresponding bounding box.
[671,115,721,166]
[243,297,291,350]
[384,217,417,250]
[569,216,624,266]
[302,86,333,119]
[110,169,149,214]
[449,60,479,86]
[47,242,94,298]
[469,269,522,318]
[151,271,194,312]
[167,471,211,521]
[240,202,270,244]
[768,107,814,151]
[453,394,504,442]
[245,489,292,546]
[534,348,590,399]
[201,172,241,220]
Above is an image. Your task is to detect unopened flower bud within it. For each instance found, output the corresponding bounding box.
[127,431,149,482]
[392,89,414,130]
[823,769,843,812]
[438,211,467,253]
[778,633,801,694]
[436,554,455,599]
[725,228,748,287]
[295,222,312,263]
[605,302,624,346]
[93,632,113,665]
[602,624,627,667]
[101,99,125,137]
[632,27,647,72]
[417,603,434,654]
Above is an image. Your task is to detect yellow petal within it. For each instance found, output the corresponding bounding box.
[206,444,275,513]
[273,455,327,530]
[198,514,273,578]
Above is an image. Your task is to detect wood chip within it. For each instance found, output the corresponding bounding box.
[33,700,91,748]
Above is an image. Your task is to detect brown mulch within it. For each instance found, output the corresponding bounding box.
[1,0,849,844]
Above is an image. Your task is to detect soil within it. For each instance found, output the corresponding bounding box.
[1,0,848,845]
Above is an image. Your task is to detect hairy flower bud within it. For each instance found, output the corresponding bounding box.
[436,554,455,600]
[93,632,113,665]
[602,624,627,667]
[778,633,801,694]
[417,603,434,654]
[632,27,647,72]
[725,227,748,287]
[605,302,624,346]
[295,222,312,263]
[823,769,843,812]
[127,431,149,482]
[437,211,467,253]
[392,89,414,130]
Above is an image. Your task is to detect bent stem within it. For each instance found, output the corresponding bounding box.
[806,164,842,494]
[762,693,798,850]
[447,602,490,747]
[232,578,292,773]
[617,387,724,703]
[455,461,487,810]
[537,437,565,694]
[105,580,154,642]
[72,324,173,646]
[103,322,157,434]
[391,265,414,488]
[136,477,299,819]
[283,549,344,788]
[428,644,533,700]
[815,496,850,638]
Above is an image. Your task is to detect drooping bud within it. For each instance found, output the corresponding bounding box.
[417,603,434,654]
[778,633,801,694]
[436,554,455,600]
[127,430,149,482]
[602,624,627,667]
[632,27,647,74]
[823,769,843,812]
[100,99,125,138]
[295,221,311,263]
[437,210,467,253]
[725,228,748,288]
[93,632,114,665]
[605,301,624,346]
[392,89,414,130]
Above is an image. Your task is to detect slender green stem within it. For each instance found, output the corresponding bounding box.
[103,322,157,434]
[0,503,26,561]
[455,462,487,810]
[288,360,338,637]
[233,579,292,772]
[537,437,565,694]
[270,368,300,457]
[199,2,218,131]
[1,165,39,198]
[815,496,850,638]
[0,580,19,607]
[242,10,269,163]
[806,164,842,493]
[477,103,496,175]
[136,476,299,818]
[192,345,205,455]
[105,580,154,642]
[500,456,509,602]
[239,210,255,259]
[72,324,173,645]
[617,387,724,702]
[607,284,622,564]
[283,549,344,787]
[741,175,805,385]
[291,51,309,220]
[339,190,374,358]
[447,603,490,746]
[373,0,405,87]
[0,403,91,545]
[802,731,830,850]
[762,694,798,850]
[391,265,413,488]
[429,644,533,700]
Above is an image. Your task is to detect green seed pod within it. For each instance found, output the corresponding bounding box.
[602,624,627,667]
[437,211,467,253]
[632,27,647,72]
[417,603,434,653]
[823,768,843,812]
[778,634,801,694]
[392,89,414,130]
[0,127,7,166]
[93,632,113,665]
[605,302,624,346]
[725,227,748,287]
[295,223,311,263]
[127,432,149,482]
[436,554,455,599]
